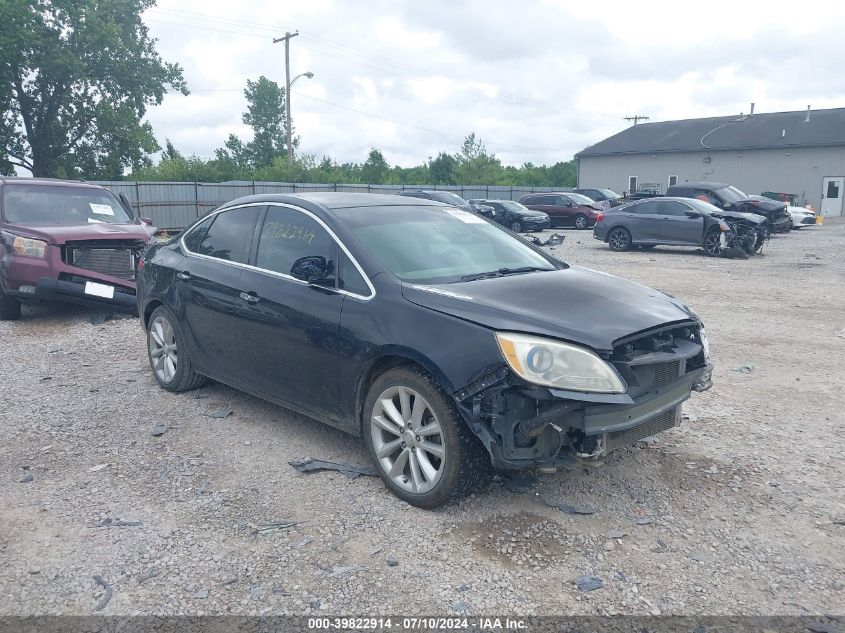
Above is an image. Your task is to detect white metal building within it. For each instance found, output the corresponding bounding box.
[576,106,845,216]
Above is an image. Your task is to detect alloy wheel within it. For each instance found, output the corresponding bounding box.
[149,315,178,383]
[575,215,588,229]
[370,386,445,494]
[608,228,630,250]
[510,221,522,233]
[703,230,724,257]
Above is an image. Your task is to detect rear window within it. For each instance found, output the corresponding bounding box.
[2,184,133,226]
[190,207,260,263]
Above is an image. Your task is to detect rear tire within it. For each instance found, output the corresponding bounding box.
[146,305,206,392]
[0,289,21,321]
[574,214,589,230]
[362,367,493,509]
[607,227,632,251]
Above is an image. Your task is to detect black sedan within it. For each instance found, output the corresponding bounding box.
[138,193,712,508]
[468,199,550,232]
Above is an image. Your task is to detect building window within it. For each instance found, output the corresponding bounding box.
[628,176,638,193]
[668,175,678,187]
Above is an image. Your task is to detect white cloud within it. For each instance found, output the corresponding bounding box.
[140,0,845,167]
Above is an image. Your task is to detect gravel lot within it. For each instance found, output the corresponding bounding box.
[1,220,843,617]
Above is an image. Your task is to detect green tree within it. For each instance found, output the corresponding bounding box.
[360,148,389,184]
[215,76,293,171]
[428,152,456,185]
[0,0,187,177]
[160,138,182,162]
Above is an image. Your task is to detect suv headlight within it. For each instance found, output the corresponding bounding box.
[496,332,626,393]
[12,236,47,259]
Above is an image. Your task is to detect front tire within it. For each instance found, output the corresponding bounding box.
[703,228,724,257]
[510,221,522,233]
[147,306,206,392]
[0,289,21,321]
[362,367,492,508]
[607,227,632,251]
[574,214,589,230]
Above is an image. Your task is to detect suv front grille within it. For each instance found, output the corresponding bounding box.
[69,248,135,280]
[653,360,682,386]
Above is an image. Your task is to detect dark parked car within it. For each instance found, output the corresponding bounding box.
[138,193,713,508]
[519,192,600,229]
[666,182,791,234]
[573,188,623,208]
[397,190,473,212]
[592,197,770,256]
[468,199,550,232]
[0,178,155,320]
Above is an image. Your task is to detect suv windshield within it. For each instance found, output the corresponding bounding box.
[715,185,748,204]
[428,192,471,210]
[335,205,561,284]
[2,185,133,226]
[597,189,621,199]
[567,193,595,205]
[500,201,532,213]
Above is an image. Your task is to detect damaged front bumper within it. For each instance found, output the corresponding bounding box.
[454,325,713,470]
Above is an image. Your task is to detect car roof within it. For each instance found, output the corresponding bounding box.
[0,177,108,191]
[670,181,730,190]
[218,192,448,212]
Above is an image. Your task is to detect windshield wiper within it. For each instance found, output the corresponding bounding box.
[459,266,552,282]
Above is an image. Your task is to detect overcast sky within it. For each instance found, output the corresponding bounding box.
[142,0,845,167]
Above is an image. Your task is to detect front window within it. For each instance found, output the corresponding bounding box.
[335,205,561,284]
[499,201,531,213]
[565,193,595,205]
[428,192,471,210]
[715,185,748,203]
[2,184,133,226]
[255,206,336,283]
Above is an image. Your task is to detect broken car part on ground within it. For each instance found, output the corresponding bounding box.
[137,193,712,508]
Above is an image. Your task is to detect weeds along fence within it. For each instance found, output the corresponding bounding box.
[93,181,572,231]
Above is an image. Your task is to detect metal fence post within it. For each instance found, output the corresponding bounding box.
[194,181,200,218]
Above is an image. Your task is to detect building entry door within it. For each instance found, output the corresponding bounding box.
[821,177,844,217]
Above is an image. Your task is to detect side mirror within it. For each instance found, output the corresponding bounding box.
[118,192,136,217]
[685,210,702,218]
[723,202,734,209]
[291,255,334,285]
[140,217,154,226]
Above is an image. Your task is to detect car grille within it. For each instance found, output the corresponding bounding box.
[69,248,135,280]
[653,360,683,386]
[604,405,680,453]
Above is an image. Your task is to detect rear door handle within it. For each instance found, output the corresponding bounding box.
[176,271,191,281]
[239,291,260,304]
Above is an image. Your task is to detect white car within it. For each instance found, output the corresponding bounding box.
[787,206,816,228]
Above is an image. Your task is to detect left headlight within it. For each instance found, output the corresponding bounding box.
[496,332,626,393]
[699,327,711,364]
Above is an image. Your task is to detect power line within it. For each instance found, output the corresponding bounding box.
[145,7,558,111]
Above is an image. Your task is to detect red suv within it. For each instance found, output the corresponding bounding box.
[0,178,155,320]
[519,192,601,229]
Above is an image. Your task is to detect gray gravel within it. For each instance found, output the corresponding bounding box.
[1,220,843,616]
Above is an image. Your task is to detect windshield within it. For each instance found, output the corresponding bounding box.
[566,193,595,205]
[686,199,723,214]
[500,201,533,213]
[715,185,748,203]
[2,185,133,226]
[429,192,471,209]
[598,188,621,199]
[335,205,561,284]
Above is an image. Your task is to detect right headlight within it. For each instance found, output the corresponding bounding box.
[699,327,711,364]
[496,332,626,393]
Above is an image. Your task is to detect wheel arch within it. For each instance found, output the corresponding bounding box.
[605,223,633,243]
[354,348,454,434]
[142,299,164,329]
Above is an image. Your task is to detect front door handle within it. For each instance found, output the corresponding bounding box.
[239,291,260,304]
[176,271,191,281]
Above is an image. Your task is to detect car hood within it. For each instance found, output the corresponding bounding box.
[4,222,154,244]
[709,210,766,224]
[401,266,697,352]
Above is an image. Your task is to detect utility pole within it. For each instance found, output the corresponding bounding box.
[273,31,299,164]
[623,115,650,126]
